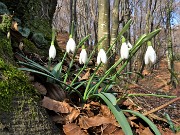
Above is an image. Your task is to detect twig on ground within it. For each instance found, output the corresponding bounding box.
[129,97,180,124]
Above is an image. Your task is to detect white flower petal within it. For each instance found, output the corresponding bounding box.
[97,54,101,65]
[120,42,129,59]
[49,45,56,59]
[79,49,88,64]
[66,43,70,53]
[66,38,76,53]
[97,49,107,64]
[144,46,156,64]
[144,51,150,65]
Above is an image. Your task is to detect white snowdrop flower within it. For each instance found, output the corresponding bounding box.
[120,42,129,59]
[66,38,76,53]
[120,37,132,59]
[144,45,156,65]
[97,49,107,64]
[79,49,88,64]
[49,44,56,59]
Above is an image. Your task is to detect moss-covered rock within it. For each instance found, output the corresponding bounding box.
[0,58,37,111]
[0,59,60,134]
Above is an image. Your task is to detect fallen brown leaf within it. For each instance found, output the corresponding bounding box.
[102,124,124,135]
[79,115,118,129]
[100,104,116,120]
[42,97,80,123]
[63,123,88,135]
[42,96,70,113]
[52,114,66,124]
[66,108,80,123]
[79,68,91,81]
[33,82,47,95]
[45,83,66,101]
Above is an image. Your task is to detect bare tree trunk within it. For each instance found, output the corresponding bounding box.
[166,0,177,88]
[110,0,120,68]
[98,0,110,71]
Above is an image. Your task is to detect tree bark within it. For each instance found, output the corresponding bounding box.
[110,0,120,67]
[166,0,177,88]
[98,0,110,71]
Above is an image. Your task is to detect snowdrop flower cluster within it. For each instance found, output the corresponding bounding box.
[79,46,88,64]
[65,36,108,65]
[49,44,56,59]
[97,49,107,64]
[120,37,132,59]
[144,41,156,65]
[66,36,76,53]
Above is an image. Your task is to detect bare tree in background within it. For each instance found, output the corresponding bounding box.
[166,0,177,88]
[98,0,111,71]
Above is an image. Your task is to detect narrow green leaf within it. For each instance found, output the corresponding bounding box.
[96,93,133,135]
[164,113,176,133]
[101,92,117,105]
[51,62,62,78]
[18,61,53,76]
[142,28,161,43]
[123,110,161,135]
[19,68,83,98]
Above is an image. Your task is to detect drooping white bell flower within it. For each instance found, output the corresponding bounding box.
[49,44,56,59]
[66,37,76,53]
[79,48,88,64]
[144,42,156,65]
[120,37,132,59]
[97,49,107,64]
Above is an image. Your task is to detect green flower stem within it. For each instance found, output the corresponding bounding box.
[103,30,161,92]
[51,29,56,45]
[48,58,51,71]
[63,35,90,83]
[99,35,146,93]
[128,94,177,98]
[70,21,74,38]
[83,63,102,101]
[69,45,98,87]
[58,52,67,74]
[69,36,106,89]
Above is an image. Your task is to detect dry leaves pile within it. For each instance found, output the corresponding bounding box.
[40,95,177,135]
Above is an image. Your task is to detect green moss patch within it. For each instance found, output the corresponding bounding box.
[0,33,14,63]
[0,59,38,112]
